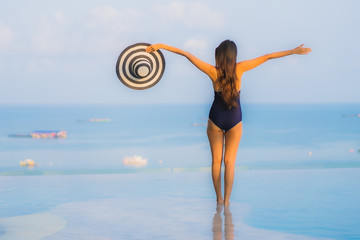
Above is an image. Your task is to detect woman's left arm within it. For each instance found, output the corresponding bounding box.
[267,44,312,59]
[237,44,312,72]
[146,43,217,80]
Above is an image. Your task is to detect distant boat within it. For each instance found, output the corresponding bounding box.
[123,155,148,167]
[8,134,33,138]
[9,130,67,139]
[77,118,111,123]
[31,131,67,138]
[342,113,360,118]
[19,159,36,167]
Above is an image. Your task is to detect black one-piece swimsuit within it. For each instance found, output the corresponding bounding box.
[209,91,242,131]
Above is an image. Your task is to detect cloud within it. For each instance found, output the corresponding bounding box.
[155,1,225,28]
[0,59,4,72]
[26,58,55,73]
[84,5,144,53]
[184,38,209,55]
[87,5,142,32]
[27,5,143,56]
[32,14,66,55]
[0,21,14,49]
[89,5,120,24]
[54,11,66,25]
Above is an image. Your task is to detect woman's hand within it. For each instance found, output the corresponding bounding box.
[293,44,312,55]
[146,44,162,53]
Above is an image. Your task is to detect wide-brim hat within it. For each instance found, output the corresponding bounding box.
[116,43,166,90]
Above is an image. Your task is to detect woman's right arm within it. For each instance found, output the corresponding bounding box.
[146,43,217,80]
[237,44,311,72]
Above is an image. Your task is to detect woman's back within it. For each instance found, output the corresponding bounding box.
[212,67,244,92]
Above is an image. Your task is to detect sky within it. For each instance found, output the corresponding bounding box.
[0,0,359,105]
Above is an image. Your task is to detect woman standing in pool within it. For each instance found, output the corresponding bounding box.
[146,41,311,205]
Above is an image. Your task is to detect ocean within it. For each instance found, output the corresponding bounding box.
[0,104,360,239]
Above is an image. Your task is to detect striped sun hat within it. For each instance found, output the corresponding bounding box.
[116,43,166,90]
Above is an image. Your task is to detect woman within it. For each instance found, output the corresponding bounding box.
[146,40,311,205]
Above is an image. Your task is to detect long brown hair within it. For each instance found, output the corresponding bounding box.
[215,40,239,109]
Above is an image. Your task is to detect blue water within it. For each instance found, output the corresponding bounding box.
[0,104,360,239]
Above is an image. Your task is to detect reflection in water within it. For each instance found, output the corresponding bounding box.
[212,204,223,240]
[224,206,235,240]
[212,205,234,240]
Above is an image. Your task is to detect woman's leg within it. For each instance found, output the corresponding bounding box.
[207,119,225,203]
[223,122,242,205]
